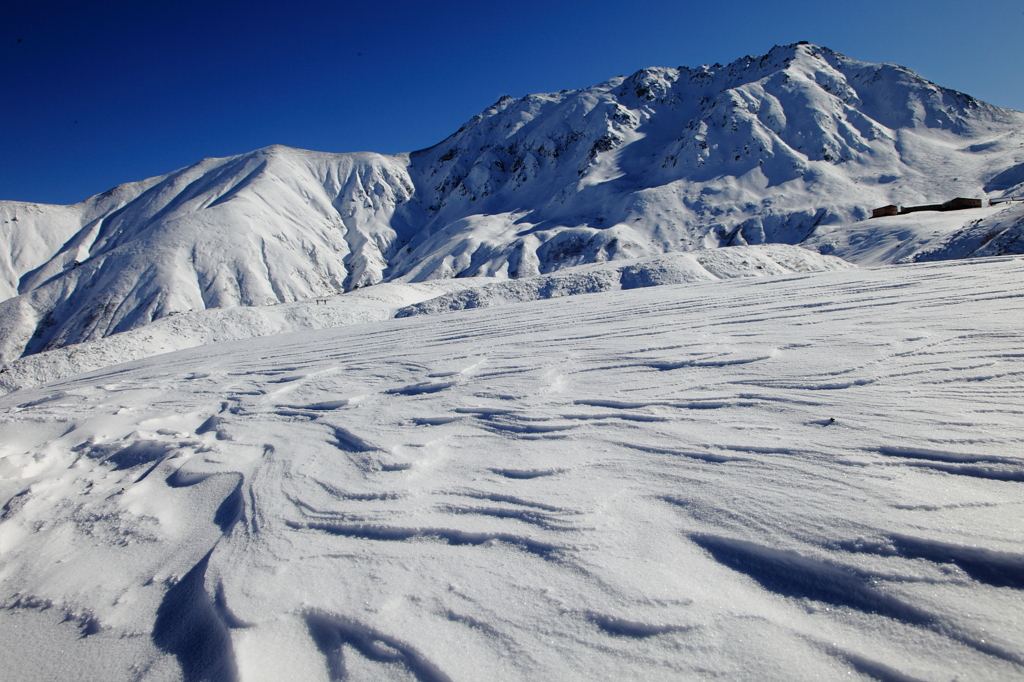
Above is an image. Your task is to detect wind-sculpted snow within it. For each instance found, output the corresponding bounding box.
[3,43,1024,362]
[1,257,1023,680]
[151,550,241,682]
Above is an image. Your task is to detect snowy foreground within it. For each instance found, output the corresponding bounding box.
[1,257,1023,681]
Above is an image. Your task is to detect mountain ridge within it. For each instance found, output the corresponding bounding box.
[2,42,1024,362]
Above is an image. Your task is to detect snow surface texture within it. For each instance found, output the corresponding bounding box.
[2,42,1024,362]
[0,244,852,394]
[1,257,1023,681]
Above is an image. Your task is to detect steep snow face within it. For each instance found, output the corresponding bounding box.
[3,43,1024,360]
[0,147,414,362]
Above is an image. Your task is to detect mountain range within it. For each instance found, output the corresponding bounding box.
[2,42,1024,364]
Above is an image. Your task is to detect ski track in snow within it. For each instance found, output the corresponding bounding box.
[1,257,1023,680]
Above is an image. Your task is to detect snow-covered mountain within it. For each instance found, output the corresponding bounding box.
[3,42,1024,363]
[0,150,414,363]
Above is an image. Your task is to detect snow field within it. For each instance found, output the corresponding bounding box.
[0,256,1023,680]
[0,244,852,395]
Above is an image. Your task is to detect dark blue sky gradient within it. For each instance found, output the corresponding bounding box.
[3,0,1022,205]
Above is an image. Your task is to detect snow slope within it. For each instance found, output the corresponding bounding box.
[393,43,1024,276]
[912,201,1024,261]
[1,257,1022,681]
[803,201,1024,265]
[0,244,850,393]
[3,42,1024,362]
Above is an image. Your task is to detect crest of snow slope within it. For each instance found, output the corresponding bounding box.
[0,278,486,394]
[4,42,1024,362]
[0,244,851,392]
[0,258,1023,681]
[395,243,852,316]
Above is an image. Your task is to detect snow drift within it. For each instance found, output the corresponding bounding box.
[395,244,852,317]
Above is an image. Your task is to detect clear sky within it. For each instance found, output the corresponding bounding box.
[3,0,1022,205]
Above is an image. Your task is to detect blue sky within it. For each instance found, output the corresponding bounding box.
[3,0,1022,205]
